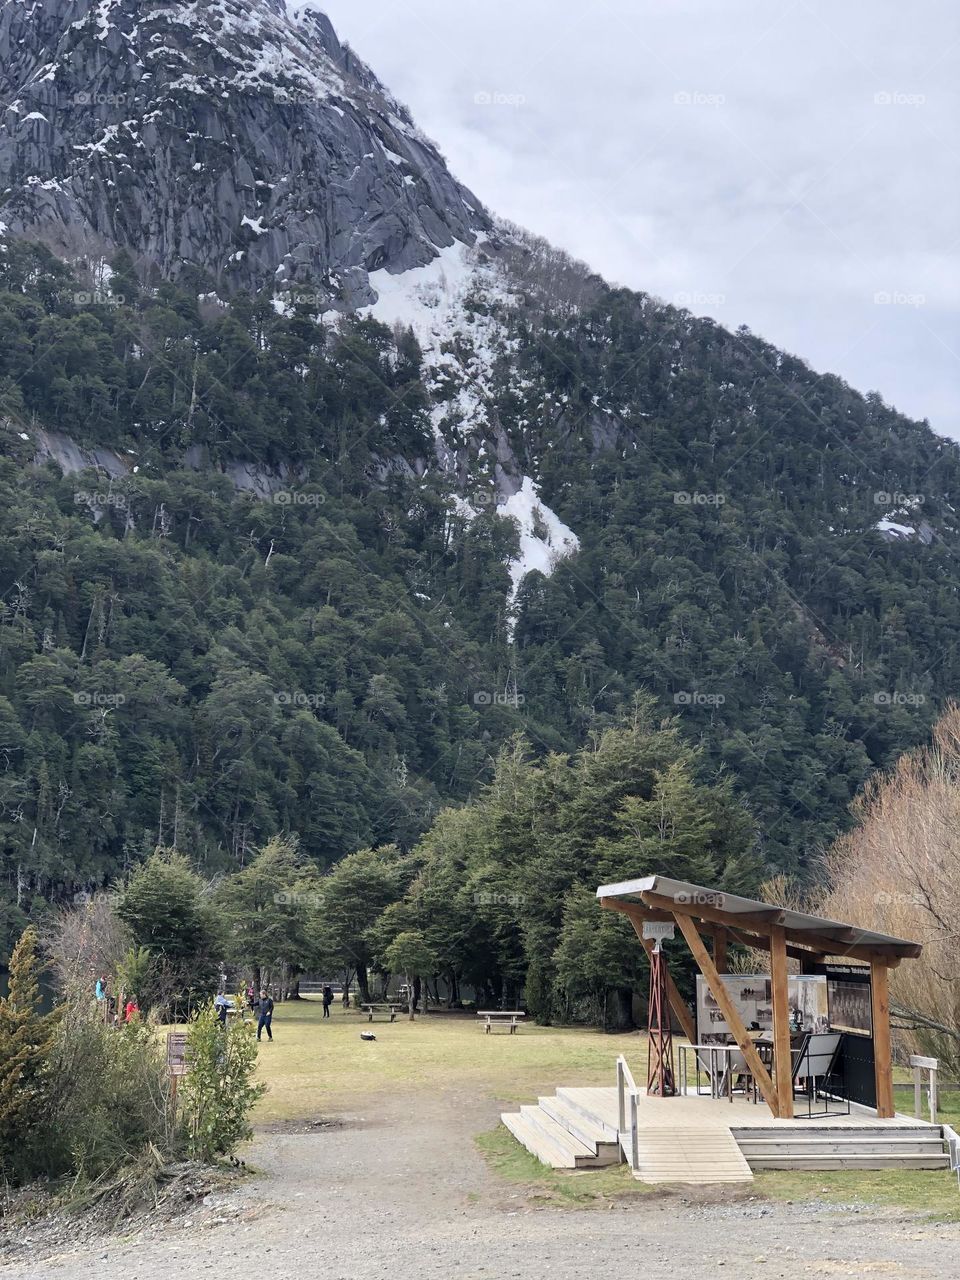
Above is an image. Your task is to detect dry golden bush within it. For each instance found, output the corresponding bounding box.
[816,704,960,1076]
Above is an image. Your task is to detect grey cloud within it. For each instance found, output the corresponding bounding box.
[319,0,959,436]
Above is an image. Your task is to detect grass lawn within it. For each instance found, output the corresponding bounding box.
[249,1000,959,1218]
[250,997,643,1123]
[756,1167,960,1221]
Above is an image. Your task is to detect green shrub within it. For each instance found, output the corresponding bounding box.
[179,1004,265,1163]
[41,990,175,1182]
[0,927,59,1184]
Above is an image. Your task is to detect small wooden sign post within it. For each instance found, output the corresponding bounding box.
[166,1030,190,1110]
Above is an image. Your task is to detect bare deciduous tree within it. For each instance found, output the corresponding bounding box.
[816,704,960,1076]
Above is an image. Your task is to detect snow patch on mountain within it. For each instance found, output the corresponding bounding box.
[362,241,580,601]
[361,237,520,443]
[501,477,580,594]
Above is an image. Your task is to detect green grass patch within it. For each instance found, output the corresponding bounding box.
[475,1124,652,1206]
[893,1083,960,1125]
[756,1167,960,1220]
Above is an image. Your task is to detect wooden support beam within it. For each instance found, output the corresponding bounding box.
[599,898,675,924]
[871,959,895,1118]
[728,924,907,965]
[712,926,728,974]
[641,890,785,934]
[769,925,795,1119]
[673,913,780,1116]
[727,927,819,964]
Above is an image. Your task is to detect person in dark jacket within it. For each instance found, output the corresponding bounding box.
[256,990,274,1041]
[322,985,333,1018]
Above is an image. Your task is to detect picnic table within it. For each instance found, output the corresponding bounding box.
[478,1010,525,1035]
[360,1003,402,1023]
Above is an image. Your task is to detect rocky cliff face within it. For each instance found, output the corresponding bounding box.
[0,0,490,304]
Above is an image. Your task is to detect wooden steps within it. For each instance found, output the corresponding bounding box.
[500,1096,623,1169]
[555,1086,620,1137]
[734,1126,950,1170]
[538,1095,622,1162]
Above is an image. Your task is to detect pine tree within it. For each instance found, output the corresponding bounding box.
[0,926,59,1182]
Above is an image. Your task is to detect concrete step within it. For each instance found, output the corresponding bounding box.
[538,1095,623,1164]
[501,1111,579,1169]
[747,1152,950,1170]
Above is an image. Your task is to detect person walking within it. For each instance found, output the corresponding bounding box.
[322,984,333,1018]
[256,989,274,1041]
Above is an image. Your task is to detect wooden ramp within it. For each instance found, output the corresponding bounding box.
[633,1126,752,1184]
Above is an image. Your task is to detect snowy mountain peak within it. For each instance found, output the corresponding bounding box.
[0,0,489,301]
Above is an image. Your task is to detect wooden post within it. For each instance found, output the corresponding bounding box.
[871,958,895,1118]
[712,926,728,974]
[914,1063,923,1119]
[625,913,697,1042]
[769,925,795,1119]
[673,913,780,1115]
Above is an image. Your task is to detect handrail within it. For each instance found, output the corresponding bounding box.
[908,1054,939,1123]
[616,1053,636,1129]
[942,1122,960,1190]
[616,1054,640,1171]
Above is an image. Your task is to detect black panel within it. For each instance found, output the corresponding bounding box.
[836,1032,876,1108]
[823,964,876,1108]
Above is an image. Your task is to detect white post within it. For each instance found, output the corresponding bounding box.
[929,1064,938,1124]
[914,1064,923,1120]
[617,1057,626,1133]
[630,1091,640,1172]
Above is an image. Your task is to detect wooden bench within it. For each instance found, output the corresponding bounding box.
[478,1010,525,1035]
[361,1003,401,1023]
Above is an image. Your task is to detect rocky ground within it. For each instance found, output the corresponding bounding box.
[2,1089,957,1280]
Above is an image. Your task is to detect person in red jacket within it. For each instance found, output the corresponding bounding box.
[124,996,140,1023]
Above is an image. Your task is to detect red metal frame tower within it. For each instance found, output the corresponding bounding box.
[646,941,677,1096]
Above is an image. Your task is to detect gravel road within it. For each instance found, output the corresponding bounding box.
[3,1088,957,1280]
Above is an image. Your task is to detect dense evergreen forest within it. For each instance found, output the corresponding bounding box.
[2,238,958,959]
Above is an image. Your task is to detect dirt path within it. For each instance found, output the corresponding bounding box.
[4,1088,957,1280]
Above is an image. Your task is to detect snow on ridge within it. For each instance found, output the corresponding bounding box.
[361,242,580,613]
[501,476,580,597]
[876,518,916,539]
[361,239,510,445]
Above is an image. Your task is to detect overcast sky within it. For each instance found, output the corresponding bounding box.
[319,0,958,438]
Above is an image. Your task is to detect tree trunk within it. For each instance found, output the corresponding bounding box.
[604,986,635,1033]
[407,973,416,1020]
[413,975,422,1014]
[355,967,371,1004]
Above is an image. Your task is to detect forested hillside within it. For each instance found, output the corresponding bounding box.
[1,234,959,958]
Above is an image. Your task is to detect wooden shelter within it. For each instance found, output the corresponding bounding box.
[597,874,923,1119]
